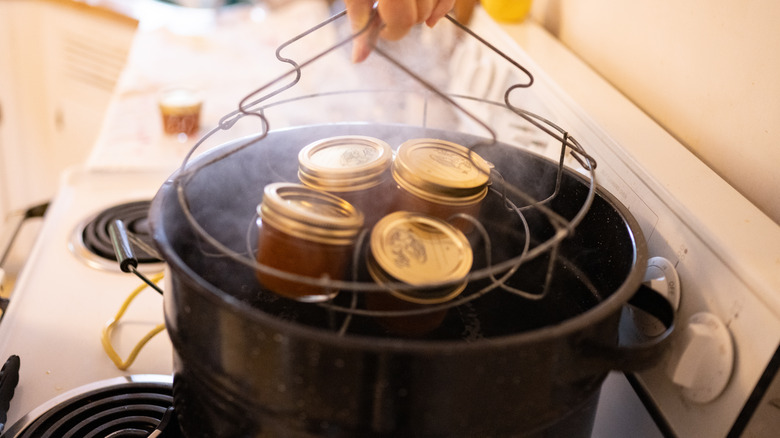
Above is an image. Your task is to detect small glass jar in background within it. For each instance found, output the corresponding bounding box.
[391,138,493,232]
[255,183,364,302]
[158,87,203,137]
[298,135,393,228]
[365,211,473,336]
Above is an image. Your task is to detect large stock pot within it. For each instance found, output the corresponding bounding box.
[149,123,673,437]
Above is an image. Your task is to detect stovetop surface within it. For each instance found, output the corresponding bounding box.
[0,168,175,429]
[3,375,178,438]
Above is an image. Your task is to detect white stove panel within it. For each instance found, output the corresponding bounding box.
[569,106,780,437]
[459,10,780,435]
[0,168,174,428]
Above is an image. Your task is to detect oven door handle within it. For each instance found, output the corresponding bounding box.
[0,202,49,312]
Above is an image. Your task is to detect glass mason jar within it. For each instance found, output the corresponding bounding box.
[255,183,364,302]
[298,135,394,228]
[365,211,473,336]
[391,138,493,232]
[157,87,202,136]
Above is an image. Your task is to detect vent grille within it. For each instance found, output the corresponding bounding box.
[59,32,130,93]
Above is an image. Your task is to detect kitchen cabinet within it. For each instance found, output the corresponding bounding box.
[0,5,19,224]
[0,0,137,229]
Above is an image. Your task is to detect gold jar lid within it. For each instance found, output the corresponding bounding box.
[298,135,393,192]
[258,183,364,245]
[392,138,493,206]
[368,211,473,304]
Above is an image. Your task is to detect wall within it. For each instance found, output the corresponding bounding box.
[0,5,16,223]
[0,0,137,223]
[529,0,780,224]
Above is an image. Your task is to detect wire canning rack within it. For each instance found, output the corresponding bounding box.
[166,8,599,335]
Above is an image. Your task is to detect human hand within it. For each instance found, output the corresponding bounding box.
[344,0,456,63]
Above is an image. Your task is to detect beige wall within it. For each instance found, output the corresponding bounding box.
[530,0,780,224]
[0,0,137,221]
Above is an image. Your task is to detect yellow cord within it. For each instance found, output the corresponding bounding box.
[101,272,166,370]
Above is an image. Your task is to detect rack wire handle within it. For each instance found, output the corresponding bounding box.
[443,14,534,88]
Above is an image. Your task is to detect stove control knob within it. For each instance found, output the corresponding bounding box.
[644,256,681,310]
[666,311,734,403]
[632,257,681,337]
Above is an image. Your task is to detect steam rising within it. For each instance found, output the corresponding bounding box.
[153,14,614,340]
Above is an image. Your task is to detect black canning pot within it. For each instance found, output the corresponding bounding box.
[149,123,674,438]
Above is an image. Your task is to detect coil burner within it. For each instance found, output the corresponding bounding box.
[70,200,164,273]
[3,375,180,438]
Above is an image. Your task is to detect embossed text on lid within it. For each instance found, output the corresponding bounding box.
[368,211,472,303]
[298,135,393,191]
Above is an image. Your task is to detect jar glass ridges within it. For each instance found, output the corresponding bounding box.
[255,183,364,302]
[391,138,493,231]
[298,135,394,227]
[366,211,473,335]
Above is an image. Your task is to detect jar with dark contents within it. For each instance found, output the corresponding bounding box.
[298,135,393,228]
[365,211,473,336]
[255,183,364,302]
[157,88,202,136]
[391,138,493,232]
